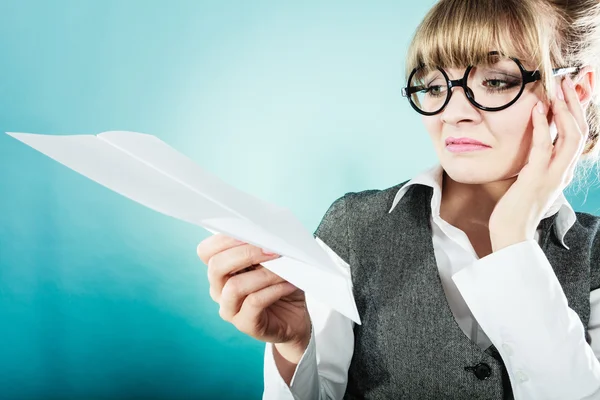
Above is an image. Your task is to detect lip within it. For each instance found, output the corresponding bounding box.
[444,137,491,154]
[445,137,489,147]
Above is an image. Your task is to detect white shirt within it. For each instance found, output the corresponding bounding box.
[263,164,600,400]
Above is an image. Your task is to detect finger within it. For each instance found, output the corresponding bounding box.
[550,80,585,180]
[562,75,589,135]
[561,76,588,175]
[197,234,245,265]
[230,264,259,277]
[219,266,286,321]
[209,286,220,302]
[211,265,260,303]
[550,80,568,153]
[235,281,301,332]
[527,101,553,177]
[207,244,280,301]
[554,76,588,168]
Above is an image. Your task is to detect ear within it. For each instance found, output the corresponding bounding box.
[545,67,594,143]
[573,66,596,109]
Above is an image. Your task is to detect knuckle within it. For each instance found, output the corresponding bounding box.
[256,265,271,280]
[206,256,218,281]
[197,234,232,264]
[218,306,231,322]
[231,317,253,337]
[265,268,284,284]
[253,265,277,286]
[246,293,264,308]
[558,99,568,110]
[207,254,216,271]
[196,241,209,264]
[207,253,226,278]
[222,278,243,299]
[242,245,258,266]
[209,287,219,303]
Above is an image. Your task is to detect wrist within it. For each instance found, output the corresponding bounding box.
[272,329,311,386]
[490,232,529,252]
[274,329,311,365]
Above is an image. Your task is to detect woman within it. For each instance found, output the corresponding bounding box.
[197,0,600,398]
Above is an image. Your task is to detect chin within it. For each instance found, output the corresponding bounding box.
[436,144,524,184]
[441,159,511,185]
[443,166,496,184]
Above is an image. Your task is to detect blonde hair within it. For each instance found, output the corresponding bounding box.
[406,0,600,162]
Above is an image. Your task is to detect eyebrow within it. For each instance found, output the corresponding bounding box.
[485,69,522,80]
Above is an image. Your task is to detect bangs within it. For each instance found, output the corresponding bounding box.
[405,0,553,80]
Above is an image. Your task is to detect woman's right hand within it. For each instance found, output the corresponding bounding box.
[196,234,312,354]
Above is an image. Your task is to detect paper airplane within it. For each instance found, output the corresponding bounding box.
[6,131,360,324]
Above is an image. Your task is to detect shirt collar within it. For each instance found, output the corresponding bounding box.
[388,164,576,249]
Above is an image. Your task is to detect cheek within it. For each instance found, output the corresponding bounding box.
[489,113,531,141]
[488,100,536,148]
[494,120,531,172]
[422,116,442,140]
[487,87,541,142]
[484,108,536,177]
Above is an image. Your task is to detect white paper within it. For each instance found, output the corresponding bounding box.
[6,131,360,324]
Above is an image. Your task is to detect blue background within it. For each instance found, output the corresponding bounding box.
[0,1,598,399]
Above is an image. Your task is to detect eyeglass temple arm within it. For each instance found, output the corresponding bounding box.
[524,66,580,83]
[402,83,433,97]
[401,86,419,97]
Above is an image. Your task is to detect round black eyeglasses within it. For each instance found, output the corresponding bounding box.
[401,52,580,116]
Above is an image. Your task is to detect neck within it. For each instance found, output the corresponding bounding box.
[439,170,517,229]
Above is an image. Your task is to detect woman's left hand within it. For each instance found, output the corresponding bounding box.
[488,75,588,252]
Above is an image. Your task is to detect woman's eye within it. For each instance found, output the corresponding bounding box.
[427,85,444,95]
[485,79,506,88]
[482,78,520,91]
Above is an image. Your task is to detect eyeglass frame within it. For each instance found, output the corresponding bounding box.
[401,51,580,116]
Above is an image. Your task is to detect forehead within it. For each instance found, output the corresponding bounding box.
[424,52,519,68]
[413,56,524,79]
[405,0,543,78]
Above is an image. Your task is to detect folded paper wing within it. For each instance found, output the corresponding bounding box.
[6,131,360,324]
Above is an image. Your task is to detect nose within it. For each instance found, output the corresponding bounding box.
[439,85,481,125]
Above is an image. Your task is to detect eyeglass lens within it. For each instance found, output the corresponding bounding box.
[408,56,525,114]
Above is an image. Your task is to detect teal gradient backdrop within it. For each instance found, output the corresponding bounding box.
[0,1,598,399]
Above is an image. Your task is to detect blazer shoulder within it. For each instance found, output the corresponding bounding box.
[574,211,600,291]
[573,211,600,247]
[344,179,411,217]
[314,180,411,255]
[574,210,600,229]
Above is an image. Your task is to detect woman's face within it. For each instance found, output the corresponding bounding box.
[422,65,555,185]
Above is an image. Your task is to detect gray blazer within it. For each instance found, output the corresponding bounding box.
[314,182,600,399]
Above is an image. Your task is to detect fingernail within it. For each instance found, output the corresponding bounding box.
[262,248,278,256]
[536,101,545,114]
[566,75,575,89]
